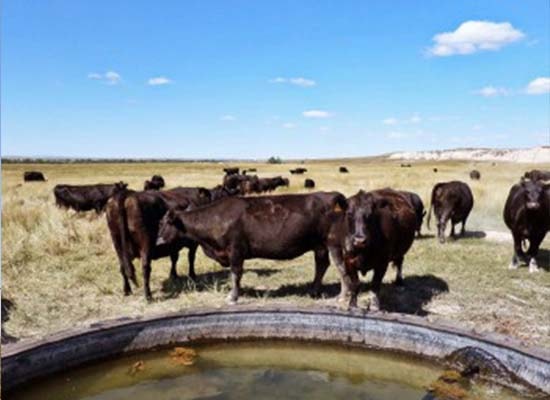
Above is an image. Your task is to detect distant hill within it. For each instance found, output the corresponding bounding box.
[388,146,550,163]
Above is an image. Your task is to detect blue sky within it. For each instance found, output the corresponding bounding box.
[2,1,549,159]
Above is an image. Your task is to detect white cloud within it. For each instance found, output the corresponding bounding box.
[147,76,172,86]
[382,117,398,125]
[409,114,422,123]
[428,20,525,56]
[387,131,406,139]
[221,115,236,121]
[88,70,121,85]
[475,86,509,97]
[269,77,316,87]
[302,110,332,118]
[282,122,296,129]
[525,77,550,95]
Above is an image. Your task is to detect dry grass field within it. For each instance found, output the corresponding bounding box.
[2,159,550,348]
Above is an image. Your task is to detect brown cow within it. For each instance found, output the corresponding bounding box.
[427,181,474,243]
[157,192,347,304]
[24,171,46,181]
[399,190,426,237]
[143,175,165,190]
[106,185,232,300]
[54,183,124,213]
[327,189,417,309]
[470,170,481,180]
[503,179,550,272]
[524,170,550,182]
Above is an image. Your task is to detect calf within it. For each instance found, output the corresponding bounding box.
[524,170,550,182]
[304,178,315,188]
[144,175,165,190]
[503,179,550,272]
[470,170,481,180]
[427,181,473,243]
[328,189,417,309]
[399,190,426,236]
[54,183,123,213]
[106,185,230,300]
[23,171,46,181]
[157,192,347,303]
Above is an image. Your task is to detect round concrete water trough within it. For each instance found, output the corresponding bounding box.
[2,306,550,394]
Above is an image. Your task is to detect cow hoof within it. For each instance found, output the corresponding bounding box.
[368,298,381,312]
[508,262,518,270]
[226,295,238,305]
[528,260,539,273]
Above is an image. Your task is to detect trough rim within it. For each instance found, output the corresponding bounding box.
[3,304,550,361]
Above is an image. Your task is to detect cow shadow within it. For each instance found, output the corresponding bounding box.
[161,268,281,299]
[241,273,449,316]
[378,274,449,316]
[462,230,486,239]
[1,297,18,344]
[416,233,435,240]
[535,249,550,271]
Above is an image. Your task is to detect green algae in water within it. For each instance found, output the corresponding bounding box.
[7,341,531,400]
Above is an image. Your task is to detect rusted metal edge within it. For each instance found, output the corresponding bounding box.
[2,305,550,394]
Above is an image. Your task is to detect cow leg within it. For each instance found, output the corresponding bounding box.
[393,256,404,287]
[120,264,132,296]
[329,246,352,302]
[437,217,447,244]
[227,252,244,304]
[141,253,153,302]
[312,247,330,297]
[169,252,179,281]
[527,235,544,273]
[347,268,361,309]
[509,232,523,270]
[370,262,389,312]
[460,217,468,236]
[187,243,198,281]
[450,223,456,238]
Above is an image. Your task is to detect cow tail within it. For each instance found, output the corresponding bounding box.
[115,189,138,286]
[427,186,436,230]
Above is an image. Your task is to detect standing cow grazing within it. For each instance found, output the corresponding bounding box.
[157,192,347,304]
[427,181,474,243]
[327,189,417,309]
[503,179,549,272]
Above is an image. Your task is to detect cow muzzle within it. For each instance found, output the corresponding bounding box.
[352,235,367,248]
[526,202,540,210]
[156,236,167,246]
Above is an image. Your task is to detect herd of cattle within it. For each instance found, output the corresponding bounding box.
[20,166,550,309]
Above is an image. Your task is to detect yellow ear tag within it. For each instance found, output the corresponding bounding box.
[333,203,343,213]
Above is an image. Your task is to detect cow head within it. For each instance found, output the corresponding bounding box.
[521,179,544,210]
[343,191,385,254]
[157,208,187,246]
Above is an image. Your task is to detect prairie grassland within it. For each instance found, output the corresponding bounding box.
[2,159,550,348]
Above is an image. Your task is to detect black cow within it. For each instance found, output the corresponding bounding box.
[400,190,426,237]
[427,181,474,243]
[54,183,124,213]
[470,170,481,180]
[223,167,240,175]
[339,166,349,173]
[524,170,550,182]
[304,178,315,188]
[290,168,308,175]
[157,192,347,304]
[433,168,438,173]
[23,171,46,181]
[106,185,233,300]
[144,175,166,190]
[327,189,417,309]
[503,179,550,272]
[400,163,412,168]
